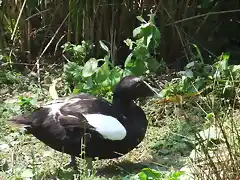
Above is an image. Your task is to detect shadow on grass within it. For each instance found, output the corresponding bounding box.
[147,117,204,171]
[37,160,152,179]
[96,160,150,178]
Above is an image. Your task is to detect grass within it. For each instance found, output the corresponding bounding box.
[0,73,240,179]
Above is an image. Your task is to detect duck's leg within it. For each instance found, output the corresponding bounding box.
[85,157,93,177]
[70,155,77,167]
[64,155,78,170]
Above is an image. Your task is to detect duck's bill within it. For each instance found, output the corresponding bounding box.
[142,79,163,98]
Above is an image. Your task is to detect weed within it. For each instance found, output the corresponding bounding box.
[62,14,162,99]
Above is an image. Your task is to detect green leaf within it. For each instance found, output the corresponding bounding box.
[138,171,147,180]
[159,89,167,98]
[133,40,148,57]
[185,61,195,69]
[221,52,230,61]
[133,26,142,37]
[206,113,215,120]
[95,62,110,83]
[148,13,156,24]
[123,69,132,76]
[146,34,153,47]
[136,16,146,23]
[125,58,147,76]
[124,53,134,68]
[193,77,205,90]
[168,171,185,180]
[146,58,160,72]
[138,168,162,180]
[64,61,83,75]
[99,41,109,52]
[86,76,93,88]
[141,24,160,49]
[82,58,98,77]
[108,67,123,86]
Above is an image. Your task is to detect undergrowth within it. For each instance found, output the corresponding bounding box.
[0,13,240,180]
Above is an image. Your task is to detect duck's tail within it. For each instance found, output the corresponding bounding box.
[8,115,32,127]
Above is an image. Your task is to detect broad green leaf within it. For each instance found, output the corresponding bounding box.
[124,53,134,68]
[152,26,161,41]
[133,42,148,58]
[123,69,132,76]
[141,22,151,29]
[103,54,110,65]
[125,58,147,76]
[148,13,156,24]
[192,44,204,63]
[159,89,167,98]
[168,171,185,179]
[146,34,153,47]
[140,24,160,49]
[206,113,215,120]
[64,61,83,74]
[73,88,80,94]
[138,168,162,179]
[185,61,196,69]
[137,16,146,23]
[138,171,147,180]
[221,52,230,61]
[99,41,109,52]
[86,76,93,88]
[194,77,205,90]
[146,58,160,72]
[133,26,142,37]
[108,67,123,86]
[95,62,110,83]
[82,58,98,77]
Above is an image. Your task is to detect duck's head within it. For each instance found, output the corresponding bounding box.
[113,75,156,102]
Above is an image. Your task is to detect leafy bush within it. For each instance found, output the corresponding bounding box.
[18,95,37,112]
[62,14,161,98]
[160,52,240,102]
[124,168,184,180]
[62,40,94,65]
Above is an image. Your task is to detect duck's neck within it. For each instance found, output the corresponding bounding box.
[112,97,148,152]
[112,97,135,113]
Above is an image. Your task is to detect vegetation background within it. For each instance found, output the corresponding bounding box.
[0,0,240,179]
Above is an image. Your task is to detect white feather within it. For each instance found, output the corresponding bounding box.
[44,98,81,118]
[83,114,126,141]
[45,103,64,114]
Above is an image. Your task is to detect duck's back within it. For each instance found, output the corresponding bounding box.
[11,93,132,158]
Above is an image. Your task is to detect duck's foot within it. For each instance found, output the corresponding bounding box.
[64,155,78,171]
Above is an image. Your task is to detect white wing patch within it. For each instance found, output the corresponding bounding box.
[83,114,126,141]
[45,102,64,114]
[44,98,82,121]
